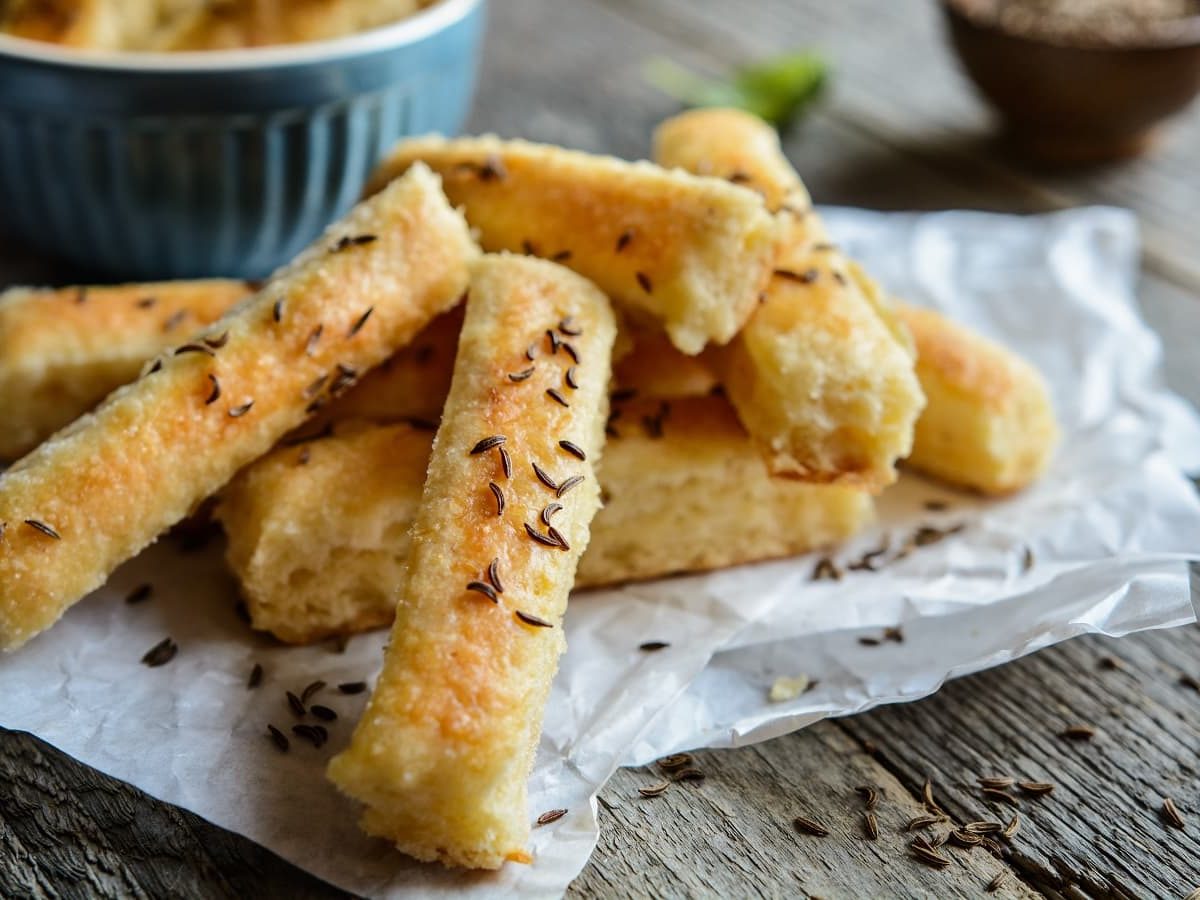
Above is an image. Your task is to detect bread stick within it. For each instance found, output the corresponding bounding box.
[653,108,924,489]
[366,134,779,354]
[0,163,476,651]
[326,255,616,869]
[0,279,251,461]
[897,302,1059,494]
[161,0,429,50]
[220,396,873,644]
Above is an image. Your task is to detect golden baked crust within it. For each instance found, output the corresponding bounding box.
[611,326,719,399]
[220,401,872,644]
[653,108,925,489]
[898,303,1059,494]
[310,303,463,430]
[218,421,427,643]
[579,396,872,585]
[0,279,250,461]
[0,0,200,50]
[161,0,431,51]
[0,163,476,651]
[326,255,616,870]
[367,134,780,354]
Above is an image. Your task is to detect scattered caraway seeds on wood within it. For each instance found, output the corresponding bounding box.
[1017,781,1055,795]
[300,680,326,704]
[672,767,705,783]
[907,815,943,831]
[985,871,1010,893]
[310,705,337,722]
[247,663,263,689]
[125,584,153,605]
[793,816,829,837]
[536,809,567,826]
[638,781,671,798]
[1060,725,1097,741]
[657,753,693,771]
[909,845,952,869]
[1002,815,1020,838]
[948,830,981,847]
[978,776,1015,789]
[964,821,1003,834]
[639,641,670,652]
[863,811,879,840]
[1162,797,1186,830]
[981,787,1019,807]
[141,638,178,667]
[267,725,289,753]
[286,691,306,717]
[922,778,943,814]
[855,786,879,810]
[337,681,367,695]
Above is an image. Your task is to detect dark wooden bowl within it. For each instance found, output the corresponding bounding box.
[941,1,1200,163]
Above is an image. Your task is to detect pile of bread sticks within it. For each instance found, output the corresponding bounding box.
[0,108,1058,870]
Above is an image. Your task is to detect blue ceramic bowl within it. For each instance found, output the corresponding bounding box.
[0,0,485,279]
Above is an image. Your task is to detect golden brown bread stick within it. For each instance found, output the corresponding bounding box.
[366,134,779,354]
[897,303,1058,494]
[326,255,616,869]
[653,108,924,489]
[219,399,873,644]
[0,279,252,461]
[160,0,431,49]
[0,163,476,651]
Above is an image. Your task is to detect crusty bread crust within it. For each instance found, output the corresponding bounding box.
[579,396,871,585]
[367,134,779,354]
[310,304,463,430]
[654,108,925,489]
[0,163,476,651]
[326,255,616,870]
[161,0,431,50]
[220,399,872,645]
[898,303,1059,494]
[0,279,251,461]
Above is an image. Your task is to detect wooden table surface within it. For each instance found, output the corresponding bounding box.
[3,1,1199,897]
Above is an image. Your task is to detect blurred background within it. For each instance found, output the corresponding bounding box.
[1,0,1199,301]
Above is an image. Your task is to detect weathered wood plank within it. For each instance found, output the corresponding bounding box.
[0,730,349,900]
[569,723,1043,899]
[837,624,1200,899]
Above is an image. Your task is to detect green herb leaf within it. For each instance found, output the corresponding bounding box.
[645,51,827,127]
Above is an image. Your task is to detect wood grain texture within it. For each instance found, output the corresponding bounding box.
[1,0,1199,896]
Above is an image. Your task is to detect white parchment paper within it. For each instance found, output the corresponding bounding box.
[2,207,1198,899]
